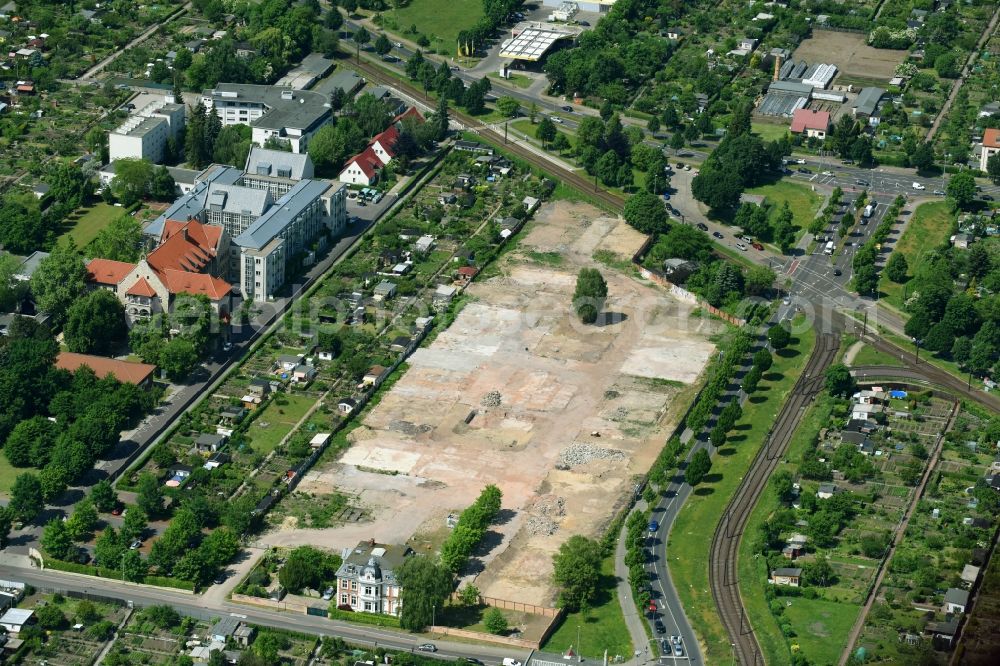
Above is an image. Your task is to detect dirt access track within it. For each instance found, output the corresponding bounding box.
[793,30,906,82]
[270,201,723,606]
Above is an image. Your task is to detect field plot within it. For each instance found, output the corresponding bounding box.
[793,31,906,83]
[274,201,723,606]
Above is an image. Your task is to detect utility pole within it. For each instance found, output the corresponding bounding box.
[577,625,582,663]
[504,121,508,144]
[861,309,868,337]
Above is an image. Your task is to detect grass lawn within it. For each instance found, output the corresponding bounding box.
[668,318,816,663]
[59,202,123,247]
[386,0,484,51]
[736,394,861,666]
[245,393,316,455]
[850,343,904,368]
[0,456,23,497]
[746,181,822,233]
[878,201,953,309]
[752,122,791,142]
[542,556,633,660]
[488,72,533,89]
[783,597,862,664]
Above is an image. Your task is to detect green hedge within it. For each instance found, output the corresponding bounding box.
[45,558,196,591]
[327,607,401,627]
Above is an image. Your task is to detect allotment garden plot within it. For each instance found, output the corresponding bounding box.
[283,200,723,606]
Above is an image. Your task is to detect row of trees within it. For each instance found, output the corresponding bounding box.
[851,195,906,296]
[0,162,94,255]
[685,330,754,434]
[455,0,526,57]
[733,199,797,253]
[439,484,503,573]
[129,293,217,381]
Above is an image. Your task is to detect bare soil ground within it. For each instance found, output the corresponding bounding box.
[266,201,723,605]
[793,31,906,82]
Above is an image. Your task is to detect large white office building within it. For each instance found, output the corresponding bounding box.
[108,95,186,164]
[200,84,331,154]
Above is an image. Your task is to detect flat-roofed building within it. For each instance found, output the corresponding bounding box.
[201,84,331,153]
[108,95,186,164]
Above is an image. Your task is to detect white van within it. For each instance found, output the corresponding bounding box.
[863,203,876,219]
[503,659,523,666]
[824,241,835,255]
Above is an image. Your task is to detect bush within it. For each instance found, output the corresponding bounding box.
[483,607,508,635]
[326,607,401,627]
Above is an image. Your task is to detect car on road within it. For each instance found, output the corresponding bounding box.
[983,194,995,201]
[697,223,709,231]
[648,519,659,533]
[739,235,753,243]
[912,182,925,190]
[381,55,399,62]
[392,41,402,48]
[683,164,691,171]
[735,242,748,251]
[782,297,791,305]
[794,158,806,164]
[797,167,812,174]
[561,105,573,112]
[551,116,563,123]
[855,179,870,186]
[751,241,764,251]
[654,619,666,634]
[662,193,670,200]
[450,65,460,71]
[933,189,945,196]
[416,644,437,653]
[462,659,485,665]
[833,268,842,276]
[712,231,724,239]
[822,170,832,176]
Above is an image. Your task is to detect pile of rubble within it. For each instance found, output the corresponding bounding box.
[481,390,502,407]
[610,406,629,421]
[558,443,627,467]
[525,494,566,536]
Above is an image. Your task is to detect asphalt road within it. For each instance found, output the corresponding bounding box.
[0,564,533,665]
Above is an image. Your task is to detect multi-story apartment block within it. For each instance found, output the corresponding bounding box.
[108,95,186,164]
[200,84,330,154]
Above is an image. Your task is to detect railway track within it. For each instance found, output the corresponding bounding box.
[708,332,840,665]
[349,58,627,212]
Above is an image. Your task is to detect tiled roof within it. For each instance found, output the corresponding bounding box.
[985,128,1000,149]
[147,220,219,274]
[372,124,399,157]
[86,258,136,286]
[126,277,157,298]
[56,352,157,385]
[158,269,232,300]
[790,108,830,133]
[393,107,424,125]
[344,147,381,179]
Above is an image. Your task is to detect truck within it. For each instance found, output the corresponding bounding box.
[824,241,835,255]
[863,202,876,219]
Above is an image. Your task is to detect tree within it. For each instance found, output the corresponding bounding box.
[42,517,74,560]
[825,364,855,397]
[910,142,935,172]
[768,324,790,350]
[9,473,44,523]
[988,153,1000,184]
[710,424,727,448]
[397,556,453,631]
[885,252,908,283]
[122,548,147,582]
[110,158,154,205]
[691,167,741,212]
[552,535,602,610]
[373,34,392,56]
[804,555,835,586]
[772,470,794,501]
[946,171,976,210]
[121,507,148,543]
[685,449,712,486]
[64,289,128,355]
[536,117,556,146]
[622,191,669,235]
[772,202,796,254]
[36,604,68,630]
[669,131,685,151]
[483,607,508,635]
[279,546,340,593]
[0,508,13,550]
[0,254,29,313]
[159,338,200,381]
[753,349,773,372]
[745,265,776,295]
[135,472,164,518]
[551,132,571,153]
[599,99,613,122]
[853,264,879,296]
[150,166,177,201]
[573,268,608,324]
[31,239,88,326]
[66,499,99,542]
[48,163,94,209]
[4,415,58,467]
[91,480,119,513]
[496,96,519,118]
[352,27,370,61]
[87,214,144,263]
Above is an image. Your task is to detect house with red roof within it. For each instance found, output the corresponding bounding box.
[980,128,1000,172]
[789,108,831,139]
[338,107,425,185]
[85,219,233,323]
[339,146,383,186]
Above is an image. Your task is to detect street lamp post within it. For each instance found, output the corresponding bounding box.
[731,642,737,666]
[577,624,582,663]
[431,604,436,629]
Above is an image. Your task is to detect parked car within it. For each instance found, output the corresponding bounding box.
[855,179,870,186]
[794,158,806,164]
[735,242,748,251]
[222,341,233,352]
[751,241,764,251]
[578,20,590,26]
[713,231,724,239]
[697,223,709,231]
[822,170,833,176]
[392,41,403,48]
[111,506,122,516]
[654,619,666,634]
[417,644,437,653]
[932,189,945,196]
[912,182,925,190]
[740,235,753,243]
[797,167,812,174]
[561,105,573,112]
[129,539,142,550]
[833,268,842,276]
[322,587,334,601]
[983,194,994,201]
[648,520,659,533]
[550,116,563,124]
